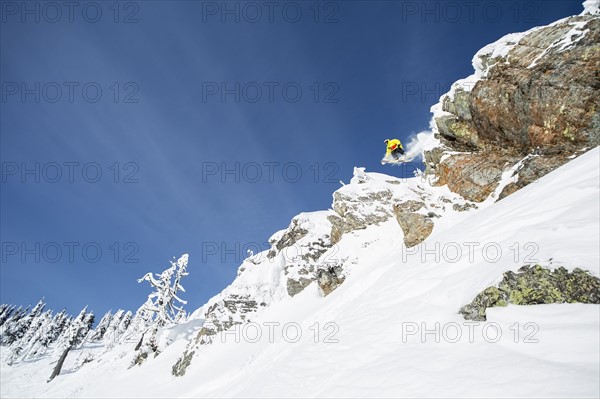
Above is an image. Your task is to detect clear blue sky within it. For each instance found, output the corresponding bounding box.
[1,0,583,317]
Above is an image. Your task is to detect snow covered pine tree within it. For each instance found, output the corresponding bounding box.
[131,254,189,366]
[47,307,94,382]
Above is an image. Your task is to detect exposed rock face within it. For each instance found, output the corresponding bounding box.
[172,212,338,376]
[393,201,434,247]
[429,11,600,202]
[287,277,313,297]
[268,218,309,258]
[280,216,336,297]
[470,17,600,150]
[172,296,268,376]
[460,265,600,321]
[274,220,308,252]
[435,153,518,202]
[328,189,394,244]
[498,155,570,200]
[452,202,478,212]
[316,265,346,296]
[172,351,194,377]
[188,294,265,347]
[327,170,477,250]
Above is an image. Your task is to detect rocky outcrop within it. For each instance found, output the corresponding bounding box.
[172,292,269,376]
[287,277,313,297]
[194,295,266,344]
[268,218,309,258]
[393,201,434,247]
[470,17,600,151]
[452,202,478,212]
[173,210,344,376]
[436,153,518,202]
[460,265,600,320]
[498,155,571,200]
[328,190,394,244]
[172,351,194,377]
[428,10,600,202]
[316,264,346,297]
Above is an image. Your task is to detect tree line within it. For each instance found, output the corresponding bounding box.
[0,253,190,382]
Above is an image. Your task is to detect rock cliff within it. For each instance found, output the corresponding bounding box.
[427,6,599,201]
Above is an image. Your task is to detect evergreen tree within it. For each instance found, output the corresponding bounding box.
[48,307,94,382]
[6,300,46,364]
[0,304,15,326]
[137,254,189,327]
[48,310,71,345]
[104,310,132,345]
[89,311,112,342]
[132,254,189,364]
[126,298,155,348]
[1,305,29,345]
[118,311,133,337]
[21,310,54,361]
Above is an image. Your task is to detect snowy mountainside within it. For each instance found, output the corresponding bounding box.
[171,167,478,375]
[2,2,600,397]
[2,142,598,399]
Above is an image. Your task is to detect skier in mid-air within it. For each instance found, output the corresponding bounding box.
[381,139,406,164]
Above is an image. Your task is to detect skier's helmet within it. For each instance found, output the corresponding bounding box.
[384,139,389,145]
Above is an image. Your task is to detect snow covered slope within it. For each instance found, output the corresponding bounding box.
[2,2,599,396]
[2,146,598,398]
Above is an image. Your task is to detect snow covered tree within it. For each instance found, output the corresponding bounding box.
[48,307,94,382]
[1,304,32,346]
[137,254,189,327]
[0,304,15,339]
[124,298,155,346]
[0,304,15,326]
[117,311,133,337]
[4,299,45,354]
[47,309,71,345]
[88,311,113,342]
[101,309,131,346]
[171,254,189,322]
[138,254,189,326]
[20,309,54,361]
[131,254,189,365]
[5,299,47,364]
[81,312,95,344]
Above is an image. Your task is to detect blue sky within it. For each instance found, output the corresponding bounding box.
[1,0,583,317]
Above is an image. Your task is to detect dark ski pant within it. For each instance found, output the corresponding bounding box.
[391,147,405,158]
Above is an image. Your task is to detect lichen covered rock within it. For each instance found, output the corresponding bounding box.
[460,265,600,320]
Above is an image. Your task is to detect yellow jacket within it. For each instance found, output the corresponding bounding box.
[385,139,403,155]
